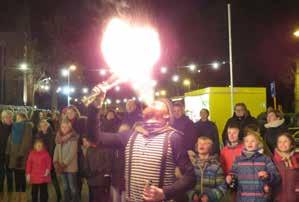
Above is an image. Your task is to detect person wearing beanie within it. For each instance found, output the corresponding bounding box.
[88,89,195,202]
[226,130,280,202]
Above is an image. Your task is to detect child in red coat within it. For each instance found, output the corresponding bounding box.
[26,138,51,202]
[273,132,299,202]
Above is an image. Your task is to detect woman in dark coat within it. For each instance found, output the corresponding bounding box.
[263,110,288,153]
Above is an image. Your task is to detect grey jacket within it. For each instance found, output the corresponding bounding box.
[53,134,79,173]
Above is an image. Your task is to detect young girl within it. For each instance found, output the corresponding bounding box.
[53,118,79,202]
[188,136,227,202]
[26,139,51,202]
[226,130,280,202]
[273,132,299,202]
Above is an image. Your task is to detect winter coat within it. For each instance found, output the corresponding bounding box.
[80,146,112,187]
[173,115,197,151]
[220,143,243,175]
[188,154,227,202]
[6,121,33,169]
[101,118,120,133]
[33,127,55,157]
[194,120,220,154]
[222,113,258,145]
[230,150,280,202]
[26,150,52,184]
[263,119,288,153]
[0,122,12,158]
[53,132,79,173]
[273,151,299,202]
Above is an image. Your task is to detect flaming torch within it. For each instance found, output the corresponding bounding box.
[82,18,161,106]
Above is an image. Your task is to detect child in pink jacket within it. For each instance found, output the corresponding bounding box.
[26,138,51,202]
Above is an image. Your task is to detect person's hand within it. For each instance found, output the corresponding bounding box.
[143,185,165,202]
[91,84,107,108]
[26,174,30,183]
[82,138,91,148]
[44,169,50,176]
[201,194,209,202]
[258,171,269,179]
[263,184,270,193]
[226,175,232,184]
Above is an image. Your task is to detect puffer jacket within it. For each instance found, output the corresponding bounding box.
[188,153,227,202]
[6,121,33,169]
[53,132,79,173]
[230,150,280,202]
[26,149,51,184]
[273,150,299,202]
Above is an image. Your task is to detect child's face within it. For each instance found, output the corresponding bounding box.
[228,128,239,143]
[66,109,76,120]
[34,142,43,151]
[60,123,71,135]
[40,123,48,133]
[197,139,212,155]
[277,135,292,153]
[267,112,279,123]
[244,135,259,151]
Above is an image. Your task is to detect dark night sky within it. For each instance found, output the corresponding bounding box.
[2,0,299,110]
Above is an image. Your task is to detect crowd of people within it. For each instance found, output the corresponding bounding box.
[0,96,298,202]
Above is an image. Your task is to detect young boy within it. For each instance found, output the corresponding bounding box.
[188,136,226,202]
[220,123,243,175]
[226,130,280,202]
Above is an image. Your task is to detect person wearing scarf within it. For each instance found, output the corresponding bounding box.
[188,136,226,202]
[273,132,299,202]
[226,130,280,202]
[88,91,195,202]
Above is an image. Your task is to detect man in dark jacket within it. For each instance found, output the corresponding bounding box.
[0,110,13,202]
[222,103,258,145]
[194,108,220,154]
[172,102,197,151]
[88,91,195,202]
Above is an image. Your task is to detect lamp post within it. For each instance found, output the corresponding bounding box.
[227,3,234,115]
[19,63,29,105]
[61,65,76,106]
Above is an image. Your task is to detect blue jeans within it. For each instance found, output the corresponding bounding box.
[61,172,79,202]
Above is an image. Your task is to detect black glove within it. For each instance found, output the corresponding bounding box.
[16,156,24,169]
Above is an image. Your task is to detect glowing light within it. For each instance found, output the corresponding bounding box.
[197,69,201,73]
[19,63,29,71]
[115,86,120,91]
[44,85,50,91]
[132,97,136,101]
[62,86,75,95]
[160,90,167,96]
[155,92,160,96]
[106,98,112,104]
[101,18,160,104]
[187,64,196,71]
[123,98,127,103]
[56,87,62,93]
[183,79,191,86]
[172,75,179,82]
[160,66,167,74]
[116,99,121,104]
[294,30,299,37]
[74,98,78,102]
[151,80,157,87]
[61,69,69,77]
[100,69,107,76]
[69,65,77,71]
[212,62,220,70]
[82,88,89,94]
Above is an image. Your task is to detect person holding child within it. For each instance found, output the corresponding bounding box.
[226,130,280,202]
[26,139,51,202]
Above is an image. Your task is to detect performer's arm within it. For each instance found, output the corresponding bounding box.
[163,132,196,200]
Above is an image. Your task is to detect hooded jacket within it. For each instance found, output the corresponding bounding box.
[220,143,243,175]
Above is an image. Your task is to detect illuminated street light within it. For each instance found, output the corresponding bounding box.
[44,85,50,91]
[74,98,78,102]
[155,92,160,97]
[197,69,201,73]
[187,64,196,71]
[160,90,167,96]
[56,87,62,93]
[123,98,128,103]
[69,65,77,71]
[19,63,29,71]
[183,79,191,86]
[132,97,136,101]
[115,86,120,91]
[212,62,220,70]
[160,66,167,74]
[61,69,69,77]
[294,30,299,37]
[151,80,157,87]
[172,75,179,82]
[82,87,89,94]
[70,87,75,93]
[116,99,121,104]
[106,98,112,104]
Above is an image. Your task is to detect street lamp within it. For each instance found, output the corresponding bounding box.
[187,64,196,71]
[294,30,299,37]
[160,66,167,74]
[19,63,29,105]
[61,65,76,106]
[212,62,220,70]
[172,75,179,82]
[160,90,167,96]
[183,79,191,91]
[82,87,89,94]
